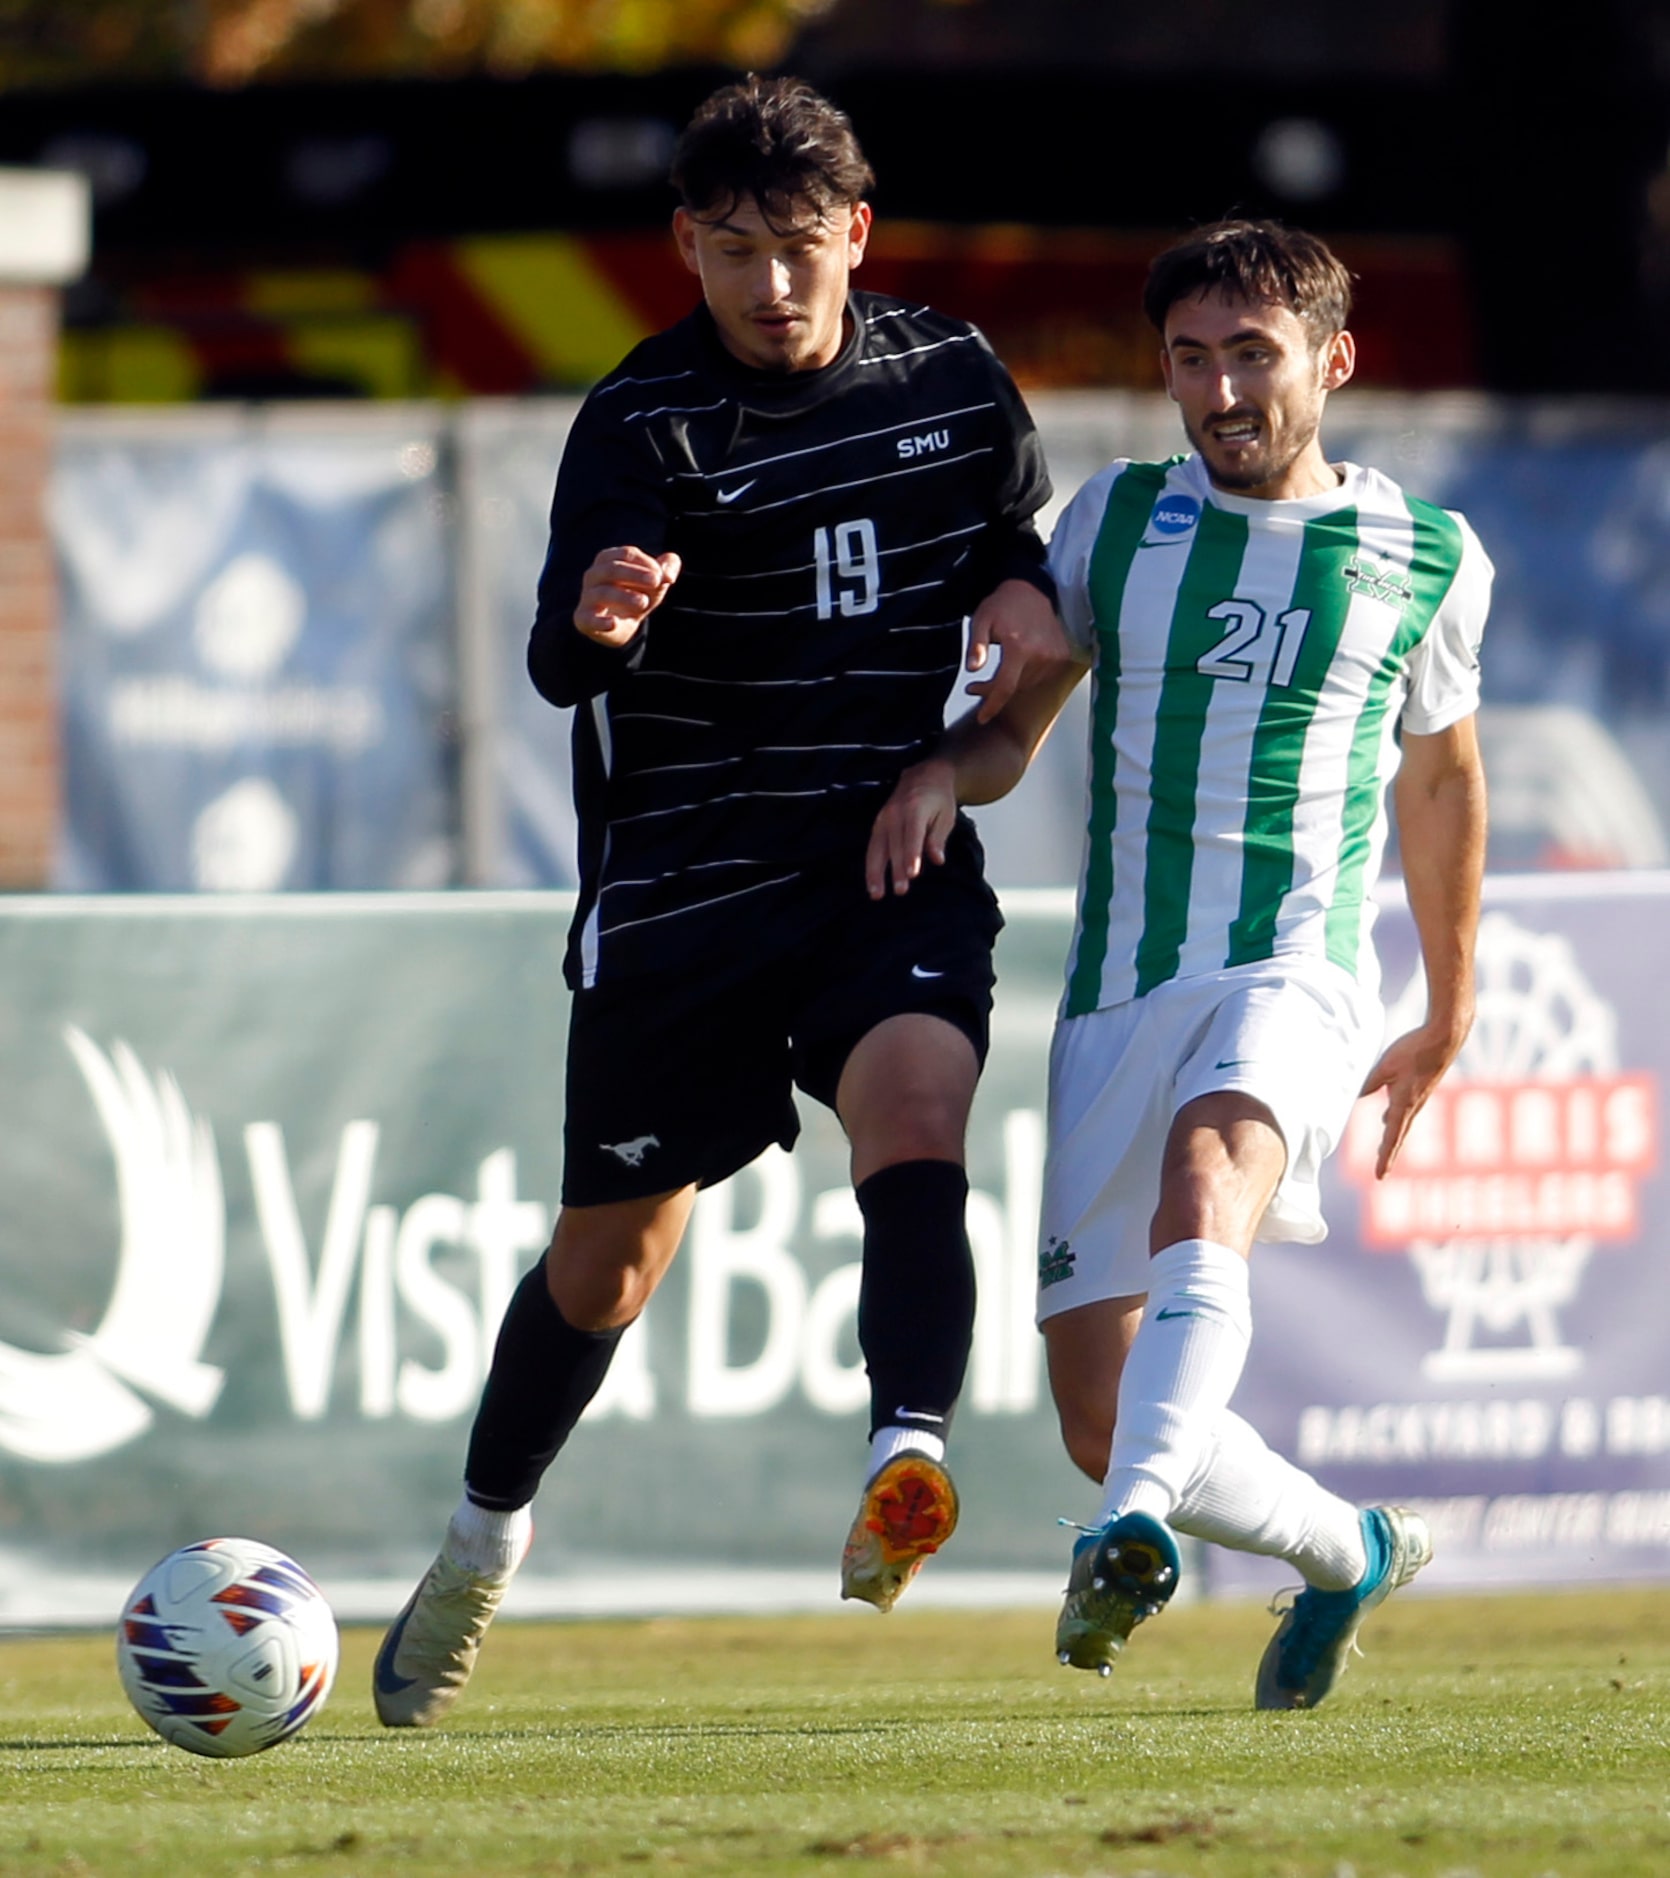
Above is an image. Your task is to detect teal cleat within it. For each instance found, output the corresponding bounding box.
[1054,1511,1181,1675]
[1255,1505,1433,1711]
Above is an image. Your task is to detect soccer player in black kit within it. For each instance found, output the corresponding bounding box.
[375,74,1067,1726]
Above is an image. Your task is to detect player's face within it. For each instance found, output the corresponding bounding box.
[1160,292,1355,500]
[674,196,871,373]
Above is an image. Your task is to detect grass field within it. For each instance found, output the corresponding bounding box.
[3,1587,1668,1878]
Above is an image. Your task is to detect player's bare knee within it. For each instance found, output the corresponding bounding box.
[838,1015,978,1158]
[842,1063,971,1172]
[865,1093,967,1165]
[547,1222,672,1330]
[547,1255,652,1332]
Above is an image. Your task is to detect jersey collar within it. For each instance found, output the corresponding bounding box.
[1181,453,1369,520]
[692,295,866,414]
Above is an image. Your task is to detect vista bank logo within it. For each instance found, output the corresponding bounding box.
[0,1033,1045,1465]
[0,1031,226,1464]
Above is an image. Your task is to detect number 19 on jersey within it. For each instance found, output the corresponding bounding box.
[814,520,880,619]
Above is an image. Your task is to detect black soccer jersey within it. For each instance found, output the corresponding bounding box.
[528,289,1053,987]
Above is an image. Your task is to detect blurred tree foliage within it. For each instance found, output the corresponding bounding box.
[0,0,838,88]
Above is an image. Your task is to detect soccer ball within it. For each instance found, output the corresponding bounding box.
[115,1537,339,1758]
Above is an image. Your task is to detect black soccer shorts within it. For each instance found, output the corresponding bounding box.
[560,841,1002,1207]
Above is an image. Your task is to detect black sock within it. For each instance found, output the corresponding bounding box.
[855,1159,975,1442]
[463,1251,623,1510]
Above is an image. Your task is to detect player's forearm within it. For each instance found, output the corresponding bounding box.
[932,708,1039,807]
[937,659,1085,806]
[1396,746,1487,1045]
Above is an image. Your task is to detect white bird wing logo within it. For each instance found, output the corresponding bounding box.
[0,1029,226,1464]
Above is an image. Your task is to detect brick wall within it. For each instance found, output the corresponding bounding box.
[0,284,59,889]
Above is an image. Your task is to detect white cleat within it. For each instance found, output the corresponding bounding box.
[373,1535,527,1728]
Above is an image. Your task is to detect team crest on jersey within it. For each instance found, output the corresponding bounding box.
[1343,552,1414,607]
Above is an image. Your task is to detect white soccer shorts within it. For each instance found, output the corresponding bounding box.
[1036,958,1385,1323]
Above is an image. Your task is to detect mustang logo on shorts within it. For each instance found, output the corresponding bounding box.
[601,1134,661,1167]
[1039,1236,1076,1289]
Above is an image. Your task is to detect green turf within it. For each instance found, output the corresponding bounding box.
[3,1588,1668,1876]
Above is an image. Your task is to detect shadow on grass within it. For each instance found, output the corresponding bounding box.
[333,1703,1253,1747]
[355,1717,933,1744]
[0,1735,154,1752]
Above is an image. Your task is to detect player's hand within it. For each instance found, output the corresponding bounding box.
[575,546,682,646]
[865,756,958,899]
[965,579,1074,723]
[1360,1016,1471,1179]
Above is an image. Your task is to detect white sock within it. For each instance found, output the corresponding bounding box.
[445,1496,534,1578]
[1171,1409,1368,1590]
[1097,1238,1252,1525]
[868,1424,947,1480]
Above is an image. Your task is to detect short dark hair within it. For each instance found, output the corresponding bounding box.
[670,74,875,232]
[1143,220,1354,346]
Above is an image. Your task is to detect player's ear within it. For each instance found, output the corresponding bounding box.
[672,208,703,279]
[846,200,873,270]
[1159,346,1177,401]
[1321,328,1356,392]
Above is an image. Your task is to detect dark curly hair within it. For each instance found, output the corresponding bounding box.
[1144,220,1354,347]
[670,74,875,233]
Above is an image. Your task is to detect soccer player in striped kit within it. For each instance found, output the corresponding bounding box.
[867,220,1491,1708]
[374,75,1069,1725]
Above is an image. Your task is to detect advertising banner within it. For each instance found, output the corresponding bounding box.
[4,878,1668,1627]
[1223,874,1670,1594]
[0,891,1083,1627]
[51,411,459,892]
[454,402,585,889]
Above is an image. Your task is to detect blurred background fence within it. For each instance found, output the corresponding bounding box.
[50,391,1670,897]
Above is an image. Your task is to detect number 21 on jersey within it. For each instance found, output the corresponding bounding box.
[1195,598,1311,687]
[814,519,879,619]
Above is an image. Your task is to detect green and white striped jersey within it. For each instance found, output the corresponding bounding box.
[1046,453,1491,1016]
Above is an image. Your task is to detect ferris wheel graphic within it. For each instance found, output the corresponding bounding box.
[1382,910,1618,1382]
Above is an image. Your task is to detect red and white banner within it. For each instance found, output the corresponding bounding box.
[1226,876,1670,1591]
